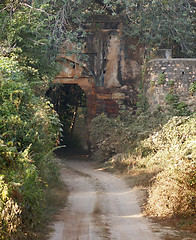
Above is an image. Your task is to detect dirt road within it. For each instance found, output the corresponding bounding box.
[48,155,160,240]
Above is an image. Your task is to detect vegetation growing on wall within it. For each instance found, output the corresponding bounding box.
[157,72,166,85]
[165,92,190,116]
[189,81,196,94]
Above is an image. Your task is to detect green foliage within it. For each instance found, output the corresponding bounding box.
[90,113,123,162]
[168,80,175,87]
[157,72,165,85]
[47,84,87,148]
[165,92,180,103]
[0,174,22,239]
[123,0,196,57]
[1,0,195,64]
[90,111,167,162]
[0,2,66,238]
[0,57,62,239]
[0,58,61,155]
[156,104,162,111]
[165,92,190,116]
[0,2,60,89]
[0,0,195,234]
[0,0,93,79]
[141,116,196,167]
[150,80,155,87]
[136,93,149,114]
[136,77,149,114]
[189,81,196,94]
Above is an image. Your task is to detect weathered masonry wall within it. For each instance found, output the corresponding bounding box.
[144,59,196,112]
[54,15,144,120]
[54,14,196,120]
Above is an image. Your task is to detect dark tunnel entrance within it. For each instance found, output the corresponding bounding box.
[47,84,88,151]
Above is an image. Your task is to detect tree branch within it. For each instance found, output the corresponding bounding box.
[21,3,46,13]
[94,0,113,14]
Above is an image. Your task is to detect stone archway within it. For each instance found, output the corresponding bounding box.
[53,55,97,124]
[53,55,97,150]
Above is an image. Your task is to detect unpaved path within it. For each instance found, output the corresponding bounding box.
[48,155,160,240]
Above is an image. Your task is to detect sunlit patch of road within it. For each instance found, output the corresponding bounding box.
[48,156,160,240]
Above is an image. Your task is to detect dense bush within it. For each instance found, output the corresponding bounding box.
[90,111,167,162]
[165,93,190,116]
[146,159,196,218]
[0,57,62,239]
[143,115,196,217]
[90,112,196,219]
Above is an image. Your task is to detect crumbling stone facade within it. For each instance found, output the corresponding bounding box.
[54,15,144,121]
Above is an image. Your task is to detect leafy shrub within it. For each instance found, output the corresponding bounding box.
[0,58,61,156]
[0,57,62,239]
[165,93,180,103]
[157,72,165,85]
[165,92,190,116]
[0,142,46,239]
[90,111,167,163]
[189,81,196,94]
[90,113,126,162]
[90,111,196,219]
[146,159,196,218]
[0,175,21,239]
[143,115,196,218]
[136,93,149,113]
[140,116,195,167]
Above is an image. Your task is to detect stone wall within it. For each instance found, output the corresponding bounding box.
[85,15,144,89]
[54,15,196,119]
[55,15,144,120]
[144,58,196,112]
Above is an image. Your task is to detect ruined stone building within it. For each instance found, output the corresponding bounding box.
[54,15,196,121]
[54,15,144,121]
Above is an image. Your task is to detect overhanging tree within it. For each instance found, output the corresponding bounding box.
[1,0,195,68]
[123,0,196,57]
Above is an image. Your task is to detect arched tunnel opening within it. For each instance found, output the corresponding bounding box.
[46,84,88,152]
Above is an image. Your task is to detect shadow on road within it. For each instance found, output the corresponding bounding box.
[54,147,90,161]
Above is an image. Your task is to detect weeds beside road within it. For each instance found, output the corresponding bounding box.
[90,112,196,234]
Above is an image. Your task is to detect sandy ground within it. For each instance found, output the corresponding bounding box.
[48,155,164,240]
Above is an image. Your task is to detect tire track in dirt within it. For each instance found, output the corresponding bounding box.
[48,156,160,240]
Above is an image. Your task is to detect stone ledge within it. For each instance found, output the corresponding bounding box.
[148,58,196,64]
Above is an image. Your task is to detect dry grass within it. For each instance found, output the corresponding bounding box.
[145,168,196,218]
[90,113,196,238]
